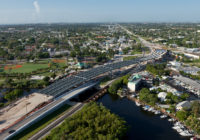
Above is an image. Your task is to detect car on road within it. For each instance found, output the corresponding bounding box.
[8,130,15,134]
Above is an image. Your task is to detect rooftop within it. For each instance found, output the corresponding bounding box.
[129,74,142,83]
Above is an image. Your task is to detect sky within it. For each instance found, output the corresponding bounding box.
[0,0,200,24]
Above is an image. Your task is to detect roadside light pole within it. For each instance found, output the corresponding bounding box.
[25,101,28,115]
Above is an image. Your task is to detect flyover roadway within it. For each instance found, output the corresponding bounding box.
[3,49,167,140]
[2,82,98,140]
[39,49,166,98]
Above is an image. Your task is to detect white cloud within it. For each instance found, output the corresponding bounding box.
[33,1,40,14]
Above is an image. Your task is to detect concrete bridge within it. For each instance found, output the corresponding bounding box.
[3,82,98,140]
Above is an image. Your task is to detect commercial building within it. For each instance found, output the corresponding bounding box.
[128,74,142,92]
[173,75,200,96]
[184,53,200,60]
[181,66,200,75]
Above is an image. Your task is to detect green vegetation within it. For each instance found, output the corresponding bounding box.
[0,77,49,89]
[130,23,200,48]
[43,102,128,140]
[146,63,170,76]
[108,74,130,94]
[122,43,149,55]
[100,76,111,86]
[176,110,189,121]
[123,56,137,61]
[168,105,176,113]
[11,104,71,140]
[180,71,200,80]
[0,59,67,89]
[152,77,160,86]
[4,63,49,73]
[165,92,189,104]
[3,89,23,101]
[96,53,108,62]
[177,101,200,134]
[139,88,158,106]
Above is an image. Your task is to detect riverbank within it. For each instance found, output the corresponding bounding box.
[97,94,189,140]
[97,93,188,140]
[127,94,199,139]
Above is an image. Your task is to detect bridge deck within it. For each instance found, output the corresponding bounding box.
[38,49,166,97]
[2,82,97,140]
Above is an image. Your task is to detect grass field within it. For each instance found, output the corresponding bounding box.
[131,51,142,55]
[1,59,67,74]
[123,56,138,61]
[4,63,49,73]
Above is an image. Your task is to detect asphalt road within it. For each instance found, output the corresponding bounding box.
[0,98,64,140]
[1,82,96,140]
[29,103,84,140]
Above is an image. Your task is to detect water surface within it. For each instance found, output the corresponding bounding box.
[97,94,189,140]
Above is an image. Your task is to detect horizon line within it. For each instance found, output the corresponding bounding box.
[1,21,200,26]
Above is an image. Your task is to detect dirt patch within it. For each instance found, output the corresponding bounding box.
[4,65,22,70]
[52,59,65,63]
[0,93,53,131]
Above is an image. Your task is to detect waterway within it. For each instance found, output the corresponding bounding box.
[97,94,189,140]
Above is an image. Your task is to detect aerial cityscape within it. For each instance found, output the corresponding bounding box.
[0,0,200,140]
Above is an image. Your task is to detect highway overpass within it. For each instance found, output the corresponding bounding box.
[2,82,98,140]
[39,49,167,98]
[2,49,167,140]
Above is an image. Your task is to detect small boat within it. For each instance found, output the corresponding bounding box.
[154,111,161,115]
[148,107,153,112]
[168,118,175,122]
[173,126,181,130]
[143,108,148,111]
[143,105,150,111]
[174,122,181,126]
[130,94,136,98]
[168,118,173,121]
[190,137,197,140]
[160,115,167,119]
[180,130,193,137]
[177,124,185,129]
[135,102,141,106]
[176,128,184,133]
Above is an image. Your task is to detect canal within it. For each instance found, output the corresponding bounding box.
[97,93,189,140]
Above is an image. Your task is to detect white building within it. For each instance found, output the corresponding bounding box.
[158,92,167,102]
[31,75,45,80]
[128,74,142,92]
[169,61,181,67]
[176,101,191,111]
[184,53,200,60]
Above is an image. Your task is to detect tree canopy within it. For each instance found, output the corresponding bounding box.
[108,74,130,94]
[43,102,128,140]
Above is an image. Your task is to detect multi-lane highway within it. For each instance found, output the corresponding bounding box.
[39,49,166,98]
[2,82,97,140]
[29,103,84,140]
